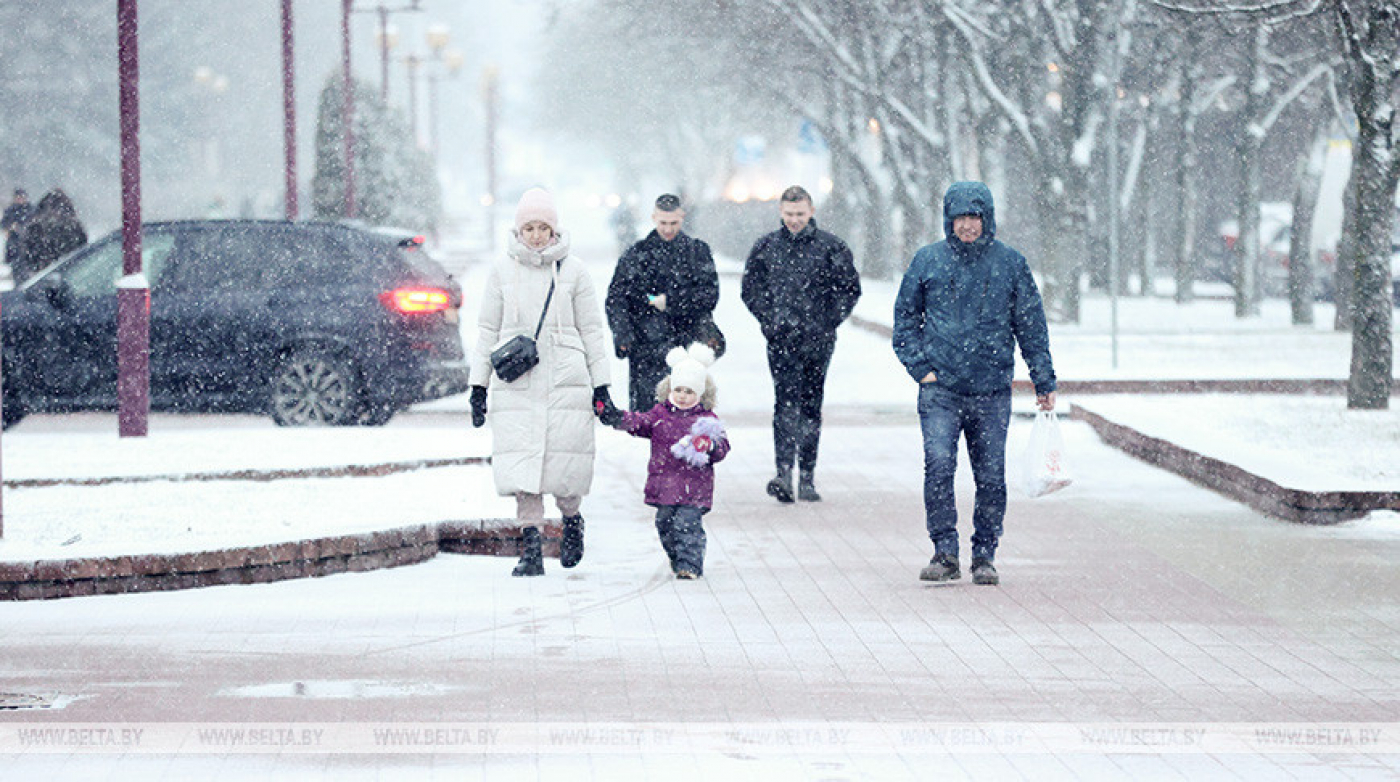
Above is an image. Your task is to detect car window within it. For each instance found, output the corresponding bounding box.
[261,229,360,288]
[170,227,266,291]
[61,231,177,297]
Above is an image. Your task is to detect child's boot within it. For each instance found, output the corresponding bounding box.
[512,526,544,577]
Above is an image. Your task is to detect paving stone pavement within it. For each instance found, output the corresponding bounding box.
[0,413,1396,780]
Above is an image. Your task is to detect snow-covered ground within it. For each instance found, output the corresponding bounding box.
[0,245,1395,562]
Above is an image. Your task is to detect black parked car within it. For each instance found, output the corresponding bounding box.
[1,220,469,428]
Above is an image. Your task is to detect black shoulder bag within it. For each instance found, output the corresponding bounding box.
[489,275,556,383]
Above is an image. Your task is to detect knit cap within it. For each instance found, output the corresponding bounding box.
[666,342,716,394]
[514,187,558,232]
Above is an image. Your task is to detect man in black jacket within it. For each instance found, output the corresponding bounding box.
[741,186,861,503]
[606,194,721,411]
[2,188,32,273]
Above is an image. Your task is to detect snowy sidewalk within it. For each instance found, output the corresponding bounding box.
[0,412,1396,778]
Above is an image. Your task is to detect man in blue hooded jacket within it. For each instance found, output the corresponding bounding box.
[893,181,1056,585]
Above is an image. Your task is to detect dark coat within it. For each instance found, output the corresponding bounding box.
[892,181,1056,396]
[616,401,730,511]
[605,230,719,355]
[740,218,861,341]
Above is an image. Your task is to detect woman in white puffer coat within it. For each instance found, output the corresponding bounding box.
[468,188,619,576]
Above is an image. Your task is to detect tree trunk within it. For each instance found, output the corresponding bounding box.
[1233,26,1267,318]
[1346,128,1398,409]
[1174,66,1199,304]
[1287,127,1327,325]
[1333,173,1359,331]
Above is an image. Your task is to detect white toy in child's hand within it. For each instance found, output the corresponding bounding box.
[670,418,725,468]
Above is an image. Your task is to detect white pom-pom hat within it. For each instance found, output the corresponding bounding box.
[666,342,716,393]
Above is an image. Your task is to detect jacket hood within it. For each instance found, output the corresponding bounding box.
[942,181,996,248]
[507,229,571,267]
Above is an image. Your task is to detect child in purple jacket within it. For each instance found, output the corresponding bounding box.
[598,342,729,579]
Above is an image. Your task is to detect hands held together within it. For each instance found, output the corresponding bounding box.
[593,385,622,426]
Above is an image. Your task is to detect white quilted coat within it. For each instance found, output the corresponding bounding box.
[469,231,611,497]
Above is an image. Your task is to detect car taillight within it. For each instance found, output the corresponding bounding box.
[381,287,451,314]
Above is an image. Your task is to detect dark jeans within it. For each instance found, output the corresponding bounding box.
[917,383,1011,562]
[765,332,836,474]
[626,347,669,411]
[655,504,706,574]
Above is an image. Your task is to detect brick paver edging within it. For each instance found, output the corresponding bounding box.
[1072,404,1400,524]
[0,520,561,601]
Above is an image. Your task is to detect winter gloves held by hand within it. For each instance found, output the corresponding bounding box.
[593,385,623,426]
[470,386,488,427]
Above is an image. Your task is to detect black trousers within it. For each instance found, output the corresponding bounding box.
[765,331,836,474]
[626,347,670,411]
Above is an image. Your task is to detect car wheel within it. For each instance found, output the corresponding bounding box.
[269,350,360,426]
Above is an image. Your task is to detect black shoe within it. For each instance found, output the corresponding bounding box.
[919,553,960,582]
[766,474,794,504]
[675,569,700,580]
[971,558,999,585]
[511,527,544,577]
[560,514,585,568]
[797,476,821,502]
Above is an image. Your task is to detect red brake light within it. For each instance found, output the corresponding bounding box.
[381,287,451,314]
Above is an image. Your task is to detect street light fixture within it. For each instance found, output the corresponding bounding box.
[354,1,421,101]
[405,25,461,154]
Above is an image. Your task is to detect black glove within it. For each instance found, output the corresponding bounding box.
[470,386,487,428]
[593,385,622,426]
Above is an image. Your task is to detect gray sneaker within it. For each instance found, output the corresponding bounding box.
[919,554,960,582]
[970,558,999,586]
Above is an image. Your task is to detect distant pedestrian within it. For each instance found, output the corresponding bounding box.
[13,188,86,286]
[2,188,34,275]
[892,181,1057,586]
[740,185,860,503]
[597,342,729,580]
[606,193,721,411]
[468,187,619,577]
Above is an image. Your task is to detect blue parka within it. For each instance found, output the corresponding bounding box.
[892,181,1056,396]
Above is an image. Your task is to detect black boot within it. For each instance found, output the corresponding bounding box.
[797,468,821,502]
[560,514,585,568]
[766,465,794,504]
[511,526,544,577]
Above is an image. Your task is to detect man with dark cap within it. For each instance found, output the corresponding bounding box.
[892,181,1057,587]
[2,189,33,273]
[606,193,721,411]
[741,185,861,504]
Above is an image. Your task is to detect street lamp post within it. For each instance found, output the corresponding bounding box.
[404,52,421,146]
[340,0,356,219]
[354,1,421,102]
[426,49,463,158]
[117,0,148,438]
[281,0,297,220]
[482,65,499,250]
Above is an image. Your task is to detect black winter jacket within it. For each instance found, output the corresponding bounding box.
[741,218,861,339]
[605,230,719,354]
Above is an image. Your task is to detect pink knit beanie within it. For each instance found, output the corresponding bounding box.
[514,187,559,232]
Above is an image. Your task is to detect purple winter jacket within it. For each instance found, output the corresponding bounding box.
[615,402,730,510]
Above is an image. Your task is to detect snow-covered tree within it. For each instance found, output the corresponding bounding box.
[311,74,440,233]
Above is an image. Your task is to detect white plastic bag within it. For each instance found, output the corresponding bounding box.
[1020,410,1073,497]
